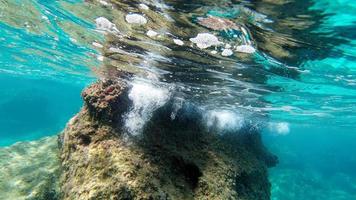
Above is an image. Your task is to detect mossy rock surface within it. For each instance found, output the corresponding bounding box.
[60,80,277,200]
[0,137,60,200]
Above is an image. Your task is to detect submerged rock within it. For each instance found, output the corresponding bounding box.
[81,79,130,126]
[0,137,60,200]
[59,80,277,200]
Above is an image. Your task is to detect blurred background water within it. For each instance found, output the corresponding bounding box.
[0,0,100,145]
[0,0,355,199]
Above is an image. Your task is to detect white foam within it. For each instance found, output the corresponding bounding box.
[92,42,103,48]
[206,110,244,132]
[125,14,147,25]
[268,122,290,135]
[173,39,184,46]
[69,38,77,43]
[108,47,124,53]
[190,33,222,49]
[124,80,170,135]
[97,55,104,61]
[139,3,149,10]
[95,17,119,34]
[235,45,256,54]
[99,0,109,6]
[221,49,233,57]
[170,97,184,120]
[146,30,158,37]
[41,15,49,22]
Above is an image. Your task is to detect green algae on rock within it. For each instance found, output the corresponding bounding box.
[59,80,277,200]
[0,137,60,200]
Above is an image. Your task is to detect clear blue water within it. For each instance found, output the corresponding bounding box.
[265,125,356,200]
[0,75,88,146]
[1,0,356,199]
[0,0,99,146]
[262,1,356,198]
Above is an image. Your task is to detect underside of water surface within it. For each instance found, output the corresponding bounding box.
[0,0,355,199]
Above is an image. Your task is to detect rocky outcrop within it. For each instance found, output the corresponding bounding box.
[59,80,277,200]
[0,137,60,200]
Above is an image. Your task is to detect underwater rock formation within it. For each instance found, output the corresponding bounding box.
[0,137,60,200]
[59,80,277,200]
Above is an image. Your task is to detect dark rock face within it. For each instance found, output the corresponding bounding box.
[60,80,277,200]
[82,79,130,127]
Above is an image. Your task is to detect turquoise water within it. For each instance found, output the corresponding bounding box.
[265,0,356,127]
[265,126,356,200]
[0,0,99,146]
[1,0,356,199]
[0,75,88,146]
[263,1,356,198]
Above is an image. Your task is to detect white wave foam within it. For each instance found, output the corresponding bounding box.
[139,3,149,10]
[205,110,244,132]
[95,17,119,34]
[221,49,233,57]
[124,80,170,135]
[190,33,222,49]
[173,39,184,46]
[235,45,256,54]
[146,30,158,37]
[268,122,290,135]
[125,14,147,25]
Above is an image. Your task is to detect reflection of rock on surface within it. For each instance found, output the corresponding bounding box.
[60,80,277,200]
